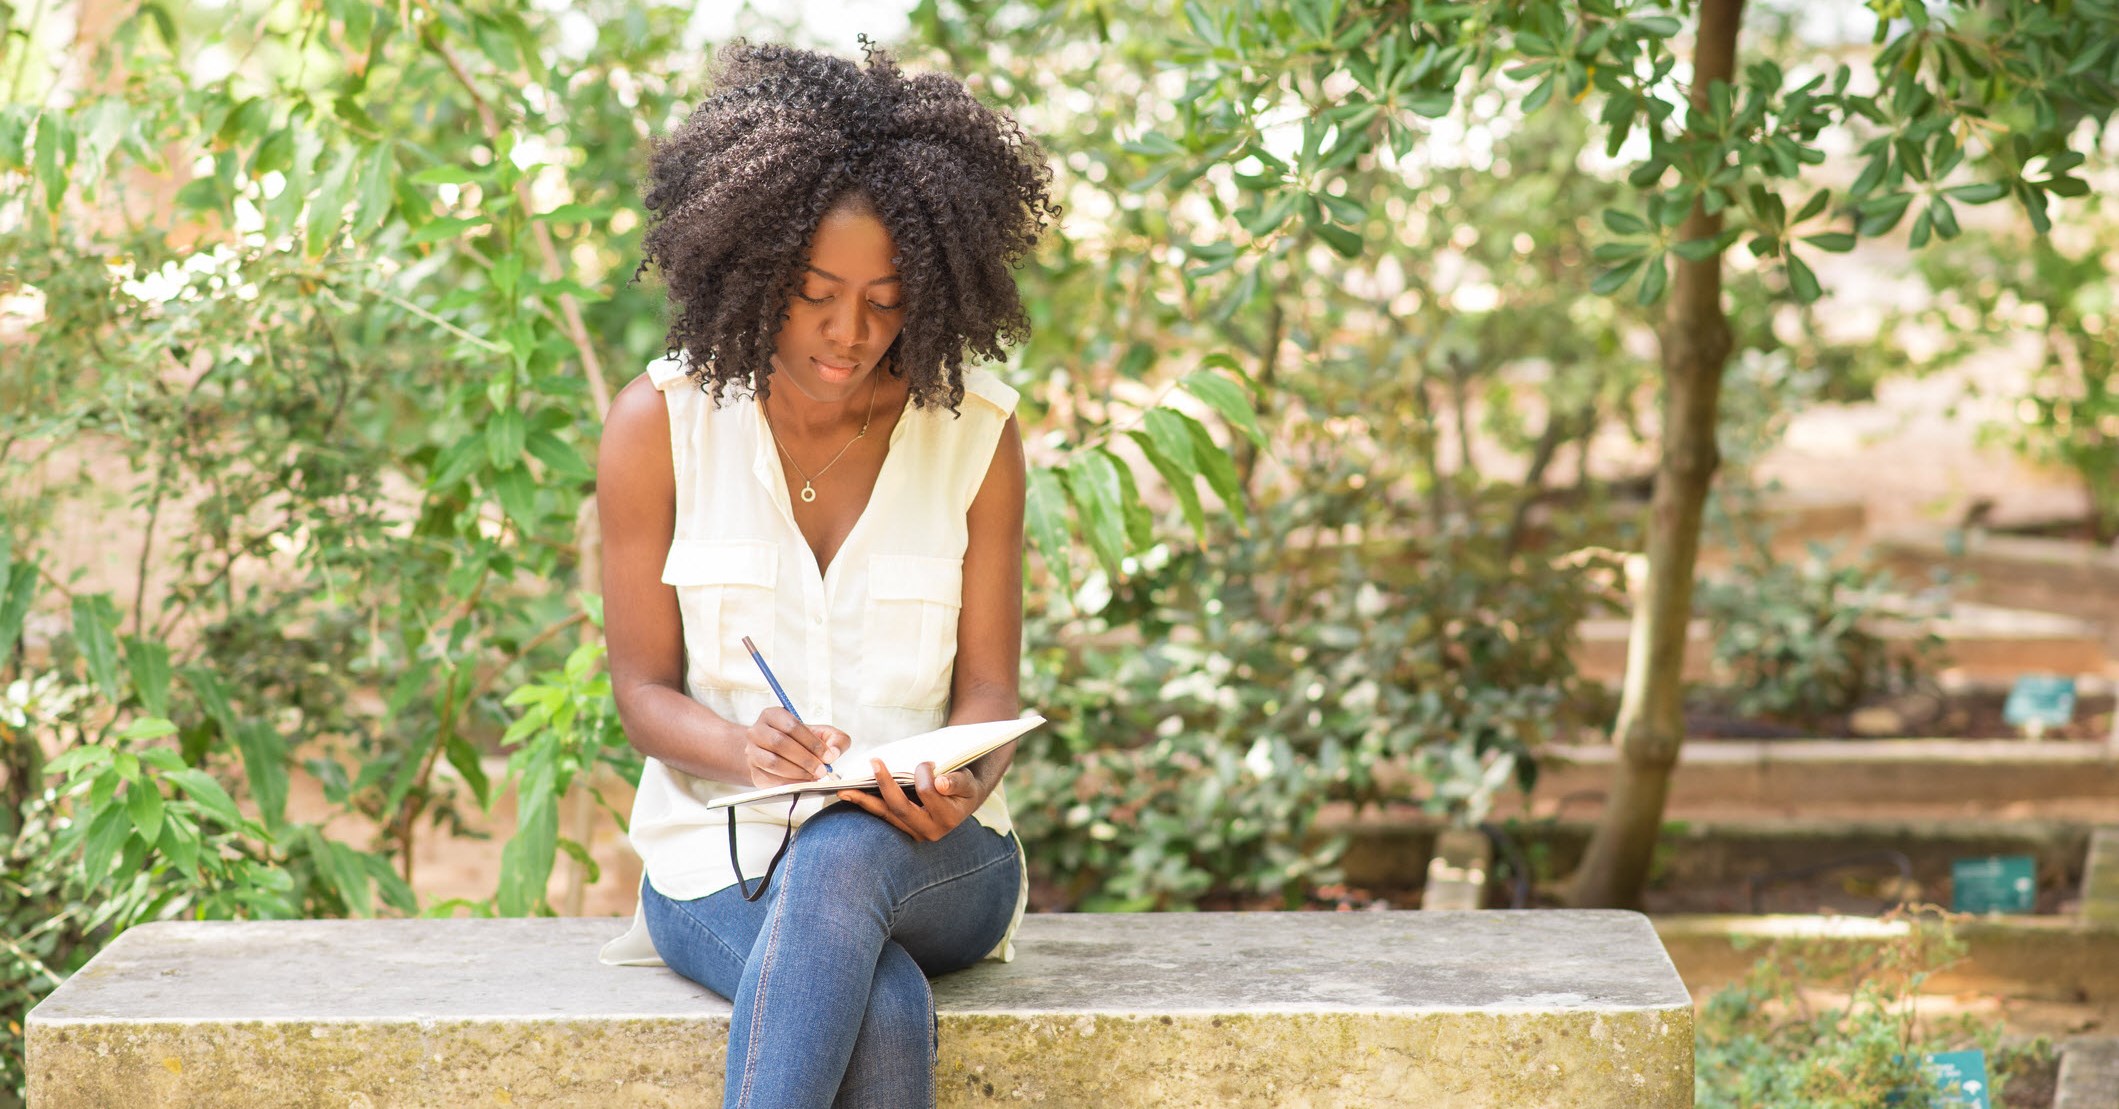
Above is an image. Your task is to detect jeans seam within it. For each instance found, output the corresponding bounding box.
[737,842,794,1109]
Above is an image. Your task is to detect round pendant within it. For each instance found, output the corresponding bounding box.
[800,484,817,503]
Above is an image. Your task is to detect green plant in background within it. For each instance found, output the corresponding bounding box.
[1014,467,1613,909]
[1089,0,2119,909]
[1901,189,2119,544]
[1695,540,1945,730]
[1695,911,2050,1108]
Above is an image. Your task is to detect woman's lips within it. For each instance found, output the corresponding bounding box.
[811,356,860,382]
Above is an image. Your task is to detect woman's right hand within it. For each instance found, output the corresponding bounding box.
[743,708,850,787]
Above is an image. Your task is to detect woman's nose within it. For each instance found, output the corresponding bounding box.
[824,299,869,346]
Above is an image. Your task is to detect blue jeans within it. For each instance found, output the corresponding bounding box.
[641,802,1022,1109]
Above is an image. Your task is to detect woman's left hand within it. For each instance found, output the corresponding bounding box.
[837,758,985,842]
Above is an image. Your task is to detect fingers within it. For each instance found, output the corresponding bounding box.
[836,789,915,837]
[876,759,944,840]
[833,762,977,841]
[812,726,851,765]
[748,742,819,785]
[751,710,835,780]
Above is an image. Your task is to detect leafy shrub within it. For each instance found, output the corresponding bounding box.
[1013,484,1613,909]
[1696,910,2050,1108]
[1694,541,1945,729]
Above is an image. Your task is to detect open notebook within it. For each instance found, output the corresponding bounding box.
[705,714,1046,811]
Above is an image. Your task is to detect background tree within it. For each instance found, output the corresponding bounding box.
[1091,0,2119,906]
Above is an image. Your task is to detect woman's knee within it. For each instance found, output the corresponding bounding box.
[863,946,936,1055]
[787,804,916,878]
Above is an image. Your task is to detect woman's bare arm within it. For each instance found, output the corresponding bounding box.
[599,373,773,785]
[947,412,1028,795]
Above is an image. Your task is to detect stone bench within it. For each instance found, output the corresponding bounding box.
[28,910,1692,1107]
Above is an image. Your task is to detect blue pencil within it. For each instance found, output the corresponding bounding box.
[741,635,835,776]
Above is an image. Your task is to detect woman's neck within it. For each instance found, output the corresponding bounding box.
[763,372,893,442]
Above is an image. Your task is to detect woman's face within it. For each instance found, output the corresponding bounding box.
[769,197,907,405]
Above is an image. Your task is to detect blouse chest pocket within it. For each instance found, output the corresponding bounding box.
[662,539,778,694]
[861,554,964,711]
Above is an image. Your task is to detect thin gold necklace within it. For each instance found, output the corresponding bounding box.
[762,370,881,504]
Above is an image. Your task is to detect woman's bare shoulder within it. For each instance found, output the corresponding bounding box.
[597,371,674,497]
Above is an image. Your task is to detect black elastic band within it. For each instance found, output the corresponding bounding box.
[729,793,801,901]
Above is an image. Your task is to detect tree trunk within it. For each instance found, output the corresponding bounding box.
[1567,0,1743,909]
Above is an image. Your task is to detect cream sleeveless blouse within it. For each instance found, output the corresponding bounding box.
[598,352,1028,968]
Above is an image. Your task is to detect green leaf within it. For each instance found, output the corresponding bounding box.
[159,814,198,878]
[306,153,357,257]
[1065,451,1130,579]
[555,837,601,886]
[115,717,177,741]
[524,430,592,480]
[165,768,244,829]
[123,637,173,717]
[1024,467,1072,596]
[80,803,132,882]
[1786,254,1822,303]
[138,748,184,773]
[351,142,397,235]
[313,833,376,918]
[1314,221,1363,258]
[1128,430,1208,543]
[1141,407,1200,474]
[182,664,238,738]
[1591,259,1643,295]
[1316,191,1366,225]
[44,745,113,778]
[1801,232,1857,253]
[1602,208,1650,235]
[71,594,123,703]
[34,112,73,213]
[1793,188,1833,224]
[497,761,558,916]
[1180,368,1267,449]
[1522,76,1556,115]
[490,464,538,532]
[236,721,289,832]
[1180,411,1247,527]
[445,730,491,809]
[363,851,421,915]
[1635,256,1669,306]
[1944,182,2006,204]
[127,780,165,846]
[485,407,526,469]
[0,561,36,664]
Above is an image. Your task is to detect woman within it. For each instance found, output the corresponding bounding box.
[594,39,1057,1109]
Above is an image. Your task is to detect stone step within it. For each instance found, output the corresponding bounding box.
[27,912,1693,1108]
[1874,527,2119,652]
[1535,739,2119,811]
[1323,811,2100,897]
[1571,600,2111,686]
[2057,1038,2119,1109]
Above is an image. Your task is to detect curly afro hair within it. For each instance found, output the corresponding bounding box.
[631,39,1058,412]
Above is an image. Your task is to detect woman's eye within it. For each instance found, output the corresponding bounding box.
[869,301,903,312]
[796,292,832,305]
